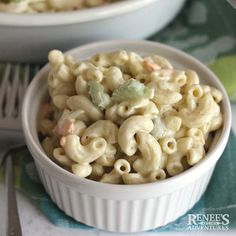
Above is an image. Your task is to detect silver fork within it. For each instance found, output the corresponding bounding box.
[0,64,30,163]
[0,64,36,236]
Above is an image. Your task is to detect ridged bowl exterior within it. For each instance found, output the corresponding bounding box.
[35,161,214,233]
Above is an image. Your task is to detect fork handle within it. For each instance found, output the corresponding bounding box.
[5,153,22,236]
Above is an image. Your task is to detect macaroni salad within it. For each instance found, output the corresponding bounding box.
[39,49,223,184]
[0,0,120,13]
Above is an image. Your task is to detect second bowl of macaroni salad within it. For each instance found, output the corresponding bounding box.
[0,0,121,13]
[38,47,224,185]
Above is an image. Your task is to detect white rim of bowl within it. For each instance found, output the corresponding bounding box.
[22,40,232,193]
[0,0,157,26]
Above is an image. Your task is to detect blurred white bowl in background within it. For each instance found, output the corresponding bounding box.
[0,0,186,62]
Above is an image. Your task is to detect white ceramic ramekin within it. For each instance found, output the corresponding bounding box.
[22,40,232,233]
[0,0,185,62]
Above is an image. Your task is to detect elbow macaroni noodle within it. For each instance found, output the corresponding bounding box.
[39,49,224,184]
[0,0,121,13]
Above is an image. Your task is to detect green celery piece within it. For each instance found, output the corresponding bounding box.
[208,55,236,101]
[88,80,111,110]
[112,79,151,103]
